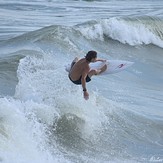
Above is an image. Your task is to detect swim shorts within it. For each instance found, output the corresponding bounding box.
[69,75,91,85]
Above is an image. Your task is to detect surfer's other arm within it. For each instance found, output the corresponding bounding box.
[81,67,89,100]
[95,58,106,62]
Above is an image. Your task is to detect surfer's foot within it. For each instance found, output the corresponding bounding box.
[73,57,78,62]
[71,57,78,68]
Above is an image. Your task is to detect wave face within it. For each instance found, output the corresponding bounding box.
[0,1,163,163]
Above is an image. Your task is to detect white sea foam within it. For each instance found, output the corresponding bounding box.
[0,97,64,163]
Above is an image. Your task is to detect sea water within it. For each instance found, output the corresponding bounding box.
[0,0,163,163]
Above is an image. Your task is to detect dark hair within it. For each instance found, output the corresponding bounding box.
[85,51,97,62]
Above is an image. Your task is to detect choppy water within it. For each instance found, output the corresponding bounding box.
[0,0,163,163]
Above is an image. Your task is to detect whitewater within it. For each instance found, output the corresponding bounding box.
[0,0,163,163]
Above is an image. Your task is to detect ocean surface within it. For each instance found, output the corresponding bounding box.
[0,0,163,163]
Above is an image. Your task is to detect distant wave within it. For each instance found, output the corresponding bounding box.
[76,17,163,48]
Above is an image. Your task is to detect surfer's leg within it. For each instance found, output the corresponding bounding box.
[97,64,107,74]
[88,64,107,77]
[88,69,96,78]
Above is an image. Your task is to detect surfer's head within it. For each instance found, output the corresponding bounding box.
[85,51,97,62]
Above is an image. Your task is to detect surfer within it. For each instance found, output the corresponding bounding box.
[69,51,107,100]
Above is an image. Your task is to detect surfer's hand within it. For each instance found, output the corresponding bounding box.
[83,91,89,100]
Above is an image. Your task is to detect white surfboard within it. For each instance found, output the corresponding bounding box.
[65,60,134,75]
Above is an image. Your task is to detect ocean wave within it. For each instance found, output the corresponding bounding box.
[0,94,162,163]
[0,0,163,162]
[1,16,163,58]
[76,17,163,48]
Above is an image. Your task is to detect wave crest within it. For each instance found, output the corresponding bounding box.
[76,17,163,48]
